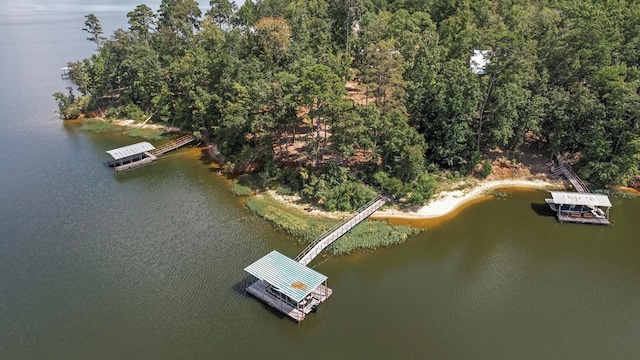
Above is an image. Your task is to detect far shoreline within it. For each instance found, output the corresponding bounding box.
[77,116,635,227]
[373,179,562,221]
[263,177,565,226]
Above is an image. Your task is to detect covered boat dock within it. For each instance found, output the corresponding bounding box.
[106,142,157,172]
[547,191,612,225]
[244,251,332,322]
[105,135,195,172]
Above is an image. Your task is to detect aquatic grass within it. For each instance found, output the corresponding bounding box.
[231,181,253,196]
[80,118,118,132]
[592,188,639,199]
[246,194,422,255]
[329,221,420,255]
[123,128,165,140]
[490,191,510,200]
[246,195,332,241]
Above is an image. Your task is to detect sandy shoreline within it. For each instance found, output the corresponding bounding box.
[96,116,566,221]
[268,178,563,221]
[373,179,560,219]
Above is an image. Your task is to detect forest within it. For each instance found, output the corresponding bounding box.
[55,0,640,211]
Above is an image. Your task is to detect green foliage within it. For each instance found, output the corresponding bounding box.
[246,194,421,255]
[277,163,376,212]
[373,171,406,196]
[320,182,377,212]
[53,87,82,119]
[481,159,493,178]
[592,188,639,200]
[407,173,437,205]
[230,181,253,196]
[329,221,420,255]
[246,195,333,242]
[80,118,119,132]
[491,191,509,200]
[55,0,640,189]
[469,151,482,174]
[107,104,147,121]
[122,128,165,140]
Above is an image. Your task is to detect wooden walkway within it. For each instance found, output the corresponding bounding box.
[246,281,332,322]
[553,156,589,193]
[295,195,389,266]
[149,134,195,157]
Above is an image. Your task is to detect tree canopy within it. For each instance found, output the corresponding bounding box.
[58,0,640,204]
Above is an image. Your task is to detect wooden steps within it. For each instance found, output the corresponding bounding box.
[555,156,590,193]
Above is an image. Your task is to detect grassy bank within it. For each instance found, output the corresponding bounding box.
[246,193,420,255]
[80,118,119,132]
[80,118,166,140]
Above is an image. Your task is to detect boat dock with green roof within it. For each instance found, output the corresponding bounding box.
[244,251,332,322]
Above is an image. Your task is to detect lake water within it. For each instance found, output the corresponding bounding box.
[1,4,639,359]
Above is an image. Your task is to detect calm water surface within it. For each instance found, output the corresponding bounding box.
[1,5,639,360]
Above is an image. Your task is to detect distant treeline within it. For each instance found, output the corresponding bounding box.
[55,0,640,208]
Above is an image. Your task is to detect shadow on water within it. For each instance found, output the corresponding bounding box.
[531,202,555,217]
[231,279,249,296]
[197,147,225,172]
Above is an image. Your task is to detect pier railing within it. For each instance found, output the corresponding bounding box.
[295,195,389,266]
[149,134,195,157]
[554,155,589,193]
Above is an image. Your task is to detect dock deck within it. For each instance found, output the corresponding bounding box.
[557,214,610,225]
[246,281,332,322]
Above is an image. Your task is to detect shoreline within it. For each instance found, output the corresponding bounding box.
[266,178,564,223]
[373,179,561,220]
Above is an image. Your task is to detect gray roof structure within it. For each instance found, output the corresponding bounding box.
[106,142,155,160]
[244,250,327,303]
[550,191,612,208]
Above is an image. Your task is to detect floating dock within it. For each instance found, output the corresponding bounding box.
[550,156,612,225]
[244,251,332,322]
[106,134,195,172]
[546,191,612,225]
[556,214,611,225]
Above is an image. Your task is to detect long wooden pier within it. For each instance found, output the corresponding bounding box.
[295,195,389,266]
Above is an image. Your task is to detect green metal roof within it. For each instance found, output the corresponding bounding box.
[244,251,327,303]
